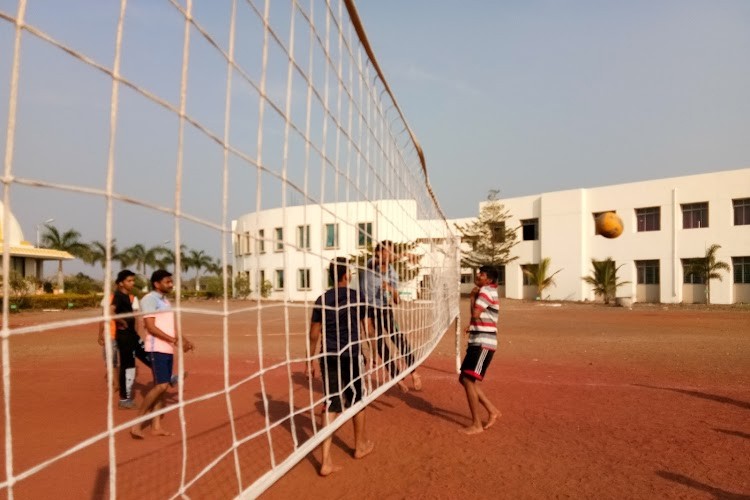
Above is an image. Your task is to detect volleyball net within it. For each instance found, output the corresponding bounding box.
[0,0,459,497]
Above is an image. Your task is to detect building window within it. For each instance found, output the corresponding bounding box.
[274,269,284,290]
[297,268,311,290]
[357,222,373,248]
[682,202,708,229]
[460,273,474,285]
[636,207,660,232]
[733,256,750,284]
[682,258,705,284]
[521,264,535,286]
[521,219,538,241]
[234,234,241,255]
[259,269,266,288]
[274,227,284,252]
[297,225,310,250]
[244,232,251,255]
[258,229,265,254]
[325,223,339,248]
[636,260,660,284]
[734,198,750,226]
[497,265,505,286]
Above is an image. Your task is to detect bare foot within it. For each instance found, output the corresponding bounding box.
[459,425,484,435]
[411,373,422,391]
[319,464,343,477]
[483,411,501,430]
[130,427,145,439]
[151,428,174,437]
[397,380,409,393]
[354,440,374,459]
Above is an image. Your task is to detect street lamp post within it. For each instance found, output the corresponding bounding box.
[36,218,55,247]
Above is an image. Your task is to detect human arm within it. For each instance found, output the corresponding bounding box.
[306,321,322,378]
[464,287,484,334]
[143,316,194,352]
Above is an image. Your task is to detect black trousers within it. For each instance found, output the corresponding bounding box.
[115,330,151,400]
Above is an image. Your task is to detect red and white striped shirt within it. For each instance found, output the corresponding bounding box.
[468,284,499,350]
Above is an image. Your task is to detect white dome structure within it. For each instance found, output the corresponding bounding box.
[0,201,74,290]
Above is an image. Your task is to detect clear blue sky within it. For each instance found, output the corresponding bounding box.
[1,0,749,275]
[356,0,750,216]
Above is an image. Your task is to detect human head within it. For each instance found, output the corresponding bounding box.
[116,269,135,284]
[477,265,499,285]
[115,269,136,291]
[150,269,174,293]
[374,240,394,262]
[328,257,349,286]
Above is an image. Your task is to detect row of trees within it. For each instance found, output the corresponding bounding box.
[456,197,731,305]
[40,224,225,291]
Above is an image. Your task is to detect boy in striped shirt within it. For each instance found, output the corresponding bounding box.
[459,265,501,435]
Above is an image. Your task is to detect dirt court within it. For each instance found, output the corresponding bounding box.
[1,299,748,499]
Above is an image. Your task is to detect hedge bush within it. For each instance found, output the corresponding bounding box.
[7,293,102,311]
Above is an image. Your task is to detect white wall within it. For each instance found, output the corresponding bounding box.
[478,168,750,304]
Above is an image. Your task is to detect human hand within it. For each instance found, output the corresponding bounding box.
[469,286,480,298]
[97,334,105,346]
[182,340,195,353]
[305,360,317,379]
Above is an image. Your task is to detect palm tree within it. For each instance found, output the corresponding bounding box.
[123,244,148,277]
[688,243,730,304]
[85,240,129,270]
[582,257,630,305]
[39,224,90,292]
[157,244,189,273]
[522,257,562,300]
[186,249,213,291]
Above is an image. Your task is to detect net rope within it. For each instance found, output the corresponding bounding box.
[0,0,460,497]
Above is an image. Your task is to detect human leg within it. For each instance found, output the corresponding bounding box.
[459,375,483,435]
[130,382,169,438]
[131,352,173,438]
[117,332,138,403]
[475,385,500,429]
[319,411,342,476]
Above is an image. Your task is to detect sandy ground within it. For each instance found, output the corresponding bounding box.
[1,299,748,499]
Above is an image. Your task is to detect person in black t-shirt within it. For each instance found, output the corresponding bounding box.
[308,257,375,476]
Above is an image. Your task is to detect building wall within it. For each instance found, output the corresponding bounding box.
[486,168,750,304]
[232,200,456,301]
[232,169,750,304]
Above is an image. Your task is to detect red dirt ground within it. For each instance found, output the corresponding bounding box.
[1,299,748,499]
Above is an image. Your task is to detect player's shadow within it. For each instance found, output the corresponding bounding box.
[633,383,750,410]
[254,392,351,471]
[397,391,467,427]
[655,470,750,499]
[713,428,750,440]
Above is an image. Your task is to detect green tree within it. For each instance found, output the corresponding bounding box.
[582,258,630,305]
[85,240,129,270]
[157,244,189,273]
[522,257,562,300]
[121,244,169,278]
[185,249,213,291]
[40,224,89,292]
[455,200,518,268]
[687,243,730,304]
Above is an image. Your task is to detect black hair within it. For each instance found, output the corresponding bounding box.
[150,269,173,288]
[328,257,349,285]
[479,265,499,284]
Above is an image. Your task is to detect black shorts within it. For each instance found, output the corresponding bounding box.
[460,345,494,382]
[320,355,363,413]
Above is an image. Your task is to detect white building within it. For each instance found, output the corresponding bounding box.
[0,201,74,289]
[232,168,749,305]
[232,200,457,302]
[466,168,749,304]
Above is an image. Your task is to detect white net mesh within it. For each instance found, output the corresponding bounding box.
[0,0,459,497]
